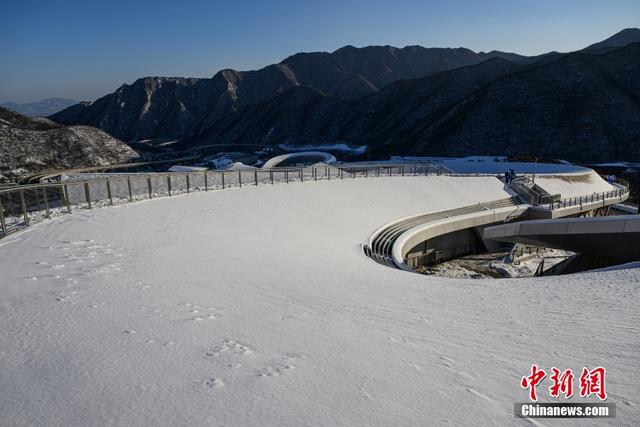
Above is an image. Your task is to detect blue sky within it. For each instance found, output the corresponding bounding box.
[1,0,638,103]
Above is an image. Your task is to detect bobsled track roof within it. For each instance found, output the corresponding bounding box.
[0,173,638,425]
[261,151,337,168]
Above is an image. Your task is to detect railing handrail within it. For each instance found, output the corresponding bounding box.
[0,162,449,238]
[548,177,630,210]
[2,163,438,194]
[0,164,631,239]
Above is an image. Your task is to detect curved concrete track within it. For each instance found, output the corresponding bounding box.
[262,151,336,169]
[364,196,522,268]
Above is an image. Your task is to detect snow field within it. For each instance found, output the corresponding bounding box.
[0,176,638,426]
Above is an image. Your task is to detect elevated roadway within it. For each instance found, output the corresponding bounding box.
[483,215,640,262]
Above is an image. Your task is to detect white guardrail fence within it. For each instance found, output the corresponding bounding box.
[0,164,630,239]
[0,163,448,238]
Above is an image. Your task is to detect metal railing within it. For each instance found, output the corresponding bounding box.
[1,165,631,239]
[509,176,630,209]
[0,163,447,238]
[510,244,541,264]
[509,176,543,204]
[548,178,630,210]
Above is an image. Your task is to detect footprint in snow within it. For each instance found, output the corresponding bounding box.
[257,364,295,377]
[204,378,224,389]
[191,314,218,322]
[206,339,253,356]
[282,353,307,361]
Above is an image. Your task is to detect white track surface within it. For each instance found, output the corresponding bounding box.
[0,176,638,426]
[262,151,336,168]
[534,171,616,198]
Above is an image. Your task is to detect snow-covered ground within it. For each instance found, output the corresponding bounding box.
[0,176,638,426]
[534,171,616,198]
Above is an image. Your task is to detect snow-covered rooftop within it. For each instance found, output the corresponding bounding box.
[0,175,638,425]
[534,171,616,198]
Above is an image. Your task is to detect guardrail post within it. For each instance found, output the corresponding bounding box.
[127,177,133,202]
[327,166,330,180]
[34,188,41,211]
[84,183,92,209]
[401,165,405,176]
[147,177,153,199]
[19,190,29,225]
[340,169,343,179]
[63,184,72,213]
[186,174,190,193]
[299,169,303,182]
[238,170,242,187]
[270,170,274,184]
[313,167,317,181]
[43,187,50,218]
[0,198,6,236]
[167,175,172,196]
[285,170,289,183]
[204,172,208,191]
[7,193,15,217]
[254,171,258,186]
[106,179,113,206]
[222,172,226,189]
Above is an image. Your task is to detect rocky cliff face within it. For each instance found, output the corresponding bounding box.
[184,43,640,163]
[182,57,522,147]
[0,107,139,182]
[51,45,538,141]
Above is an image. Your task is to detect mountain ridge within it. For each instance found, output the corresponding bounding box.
[2,98,76,117]
[48,29,640,163]
[51,44,543,141]
[584,28,640,52]
[184,42,640,162]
